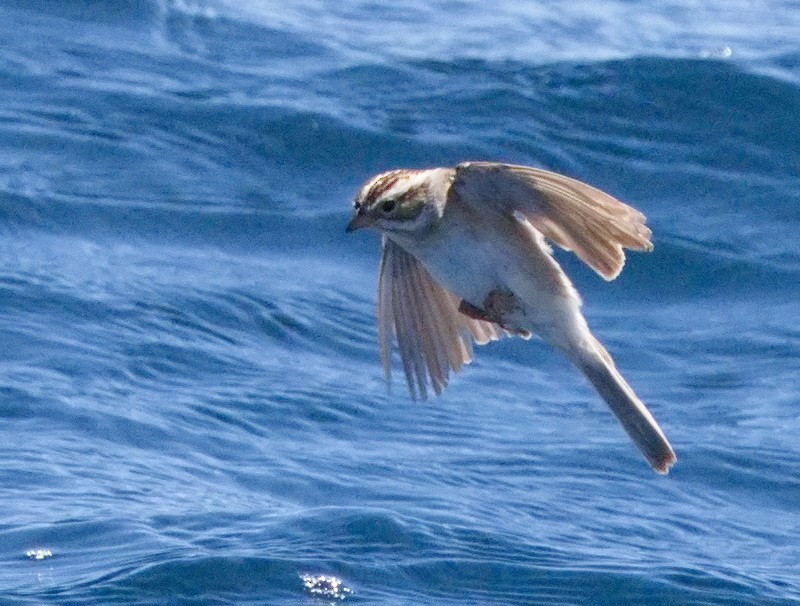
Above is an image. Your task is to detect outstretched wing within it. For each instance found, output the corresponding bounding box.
[378,237,507,399]
[452,162,653,280]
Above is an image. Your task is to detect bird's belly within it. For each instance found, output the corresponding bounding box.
[398,219,584,345]
[431,251,499,305]
[411,228,504,306]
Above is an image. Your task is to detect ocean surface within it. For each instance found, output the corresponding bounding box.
[1,1,799,604]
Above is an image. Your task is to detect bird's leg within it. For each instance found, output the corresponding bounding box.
[458,299,494,322]
[458,289,531,337]
[485,288,531,337]
[484,288,522,318]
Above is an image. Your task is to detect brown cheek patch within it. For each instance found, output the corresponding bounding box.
[400,184,425,202]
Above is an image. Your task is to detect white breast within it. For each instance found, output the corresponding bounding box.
[398,206,503,306]
[389,202,585,346]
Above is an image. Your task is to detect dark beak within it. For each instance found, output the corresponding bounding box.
[345,210,376,233]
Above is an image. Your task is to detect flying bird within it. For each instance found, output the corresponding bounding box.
[346,162,676,473]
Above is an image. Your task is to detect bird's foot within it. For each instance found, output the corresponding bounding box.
[458,299,494,322]
[458,289,531,337]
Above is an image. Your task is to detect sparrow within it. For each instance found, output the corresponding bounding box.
[346,162,676,474]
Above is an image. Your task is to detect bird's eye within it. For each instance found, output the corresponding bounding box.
[381,199,396,213]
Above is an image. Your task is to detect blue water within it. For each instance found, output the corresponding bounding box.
[2,1,799,604]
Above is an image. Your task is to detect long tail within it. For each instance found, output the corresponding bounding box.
[569,335,676,474]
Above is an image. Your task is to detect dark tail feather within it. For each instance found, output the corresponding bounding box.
[571,336,677,474]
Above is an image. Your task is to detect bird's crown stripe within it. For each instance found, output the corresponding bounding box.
[366,172,404,203]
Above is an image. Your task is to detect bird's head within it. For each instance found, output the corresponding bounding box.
[346,169,449,235]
